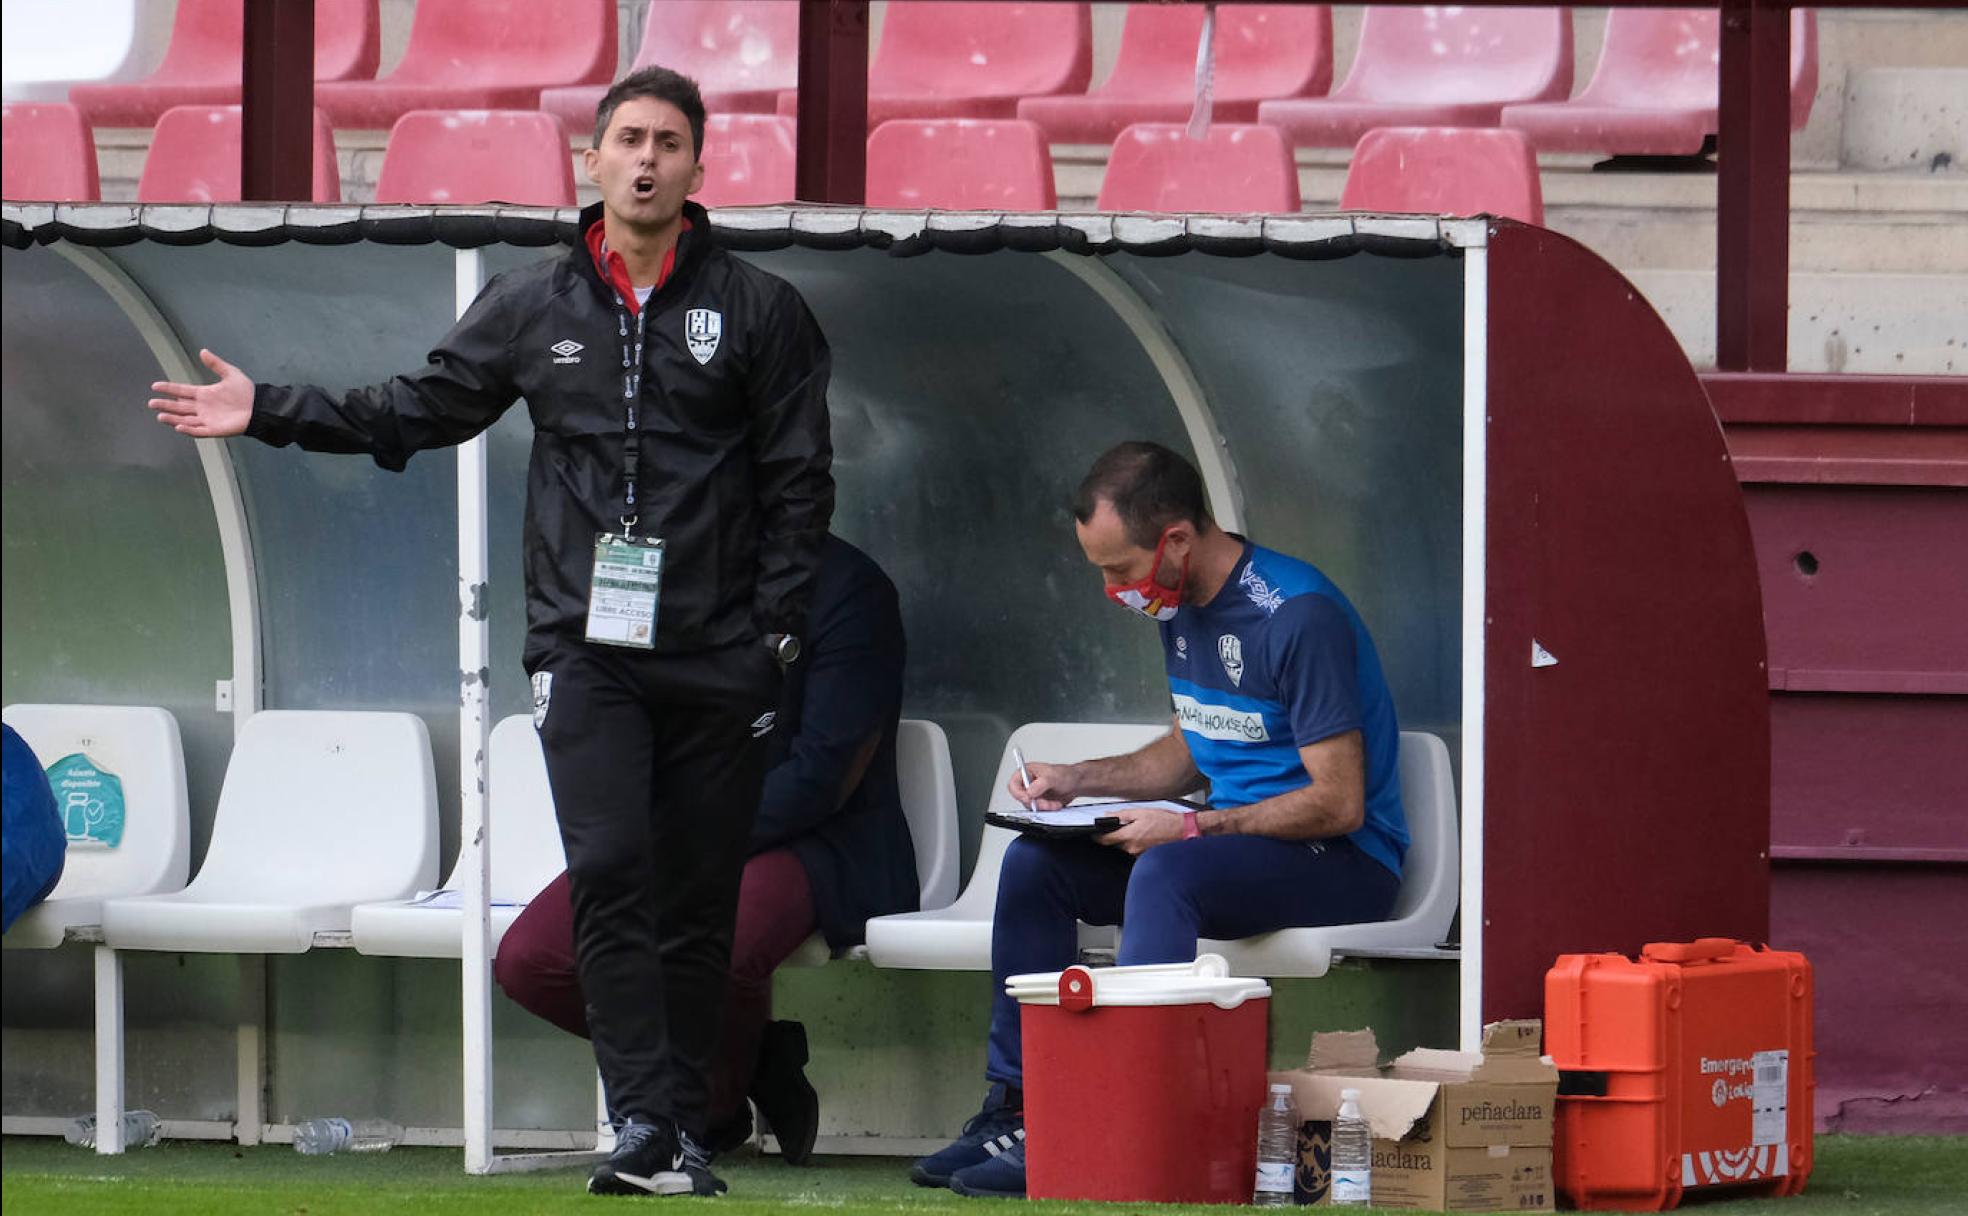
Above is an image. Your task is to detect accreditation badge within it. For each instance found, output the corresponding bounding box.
[584,533,663,649]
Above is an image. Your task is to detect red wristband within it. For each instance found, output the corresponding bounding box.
[1181,810,1202,840]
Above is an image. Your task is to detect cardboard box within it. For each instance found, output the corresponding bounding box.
[1271,1020,1559,1211]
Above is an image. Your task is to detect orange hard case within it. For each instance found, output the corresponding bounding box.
[1546,939,1814,1211]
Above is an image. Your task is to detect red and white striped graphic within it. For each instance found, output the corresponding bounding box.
[1682,1142,1789,1187]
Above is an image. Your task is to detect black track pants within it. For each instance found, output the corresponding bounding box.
[528,634,781,1137]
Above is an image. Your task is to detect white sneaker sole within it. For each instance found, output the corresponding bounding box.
[588,1168,693,1196]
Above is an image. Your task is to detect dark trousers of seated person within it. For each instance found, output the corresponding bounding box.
[496,848,818,1131]
[985,834,1400,1087]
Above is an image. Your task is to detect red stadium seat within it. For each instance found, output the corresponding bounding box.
[866,119,1056,210]
[696,114,797,207]
[1019,5,1332,145]
[1097,122,1299,214]
[1501,9,1819,156]
[2,102,101,201]
[776,2,1090,128]
[373,110,574,207]
[136,105,339,202]
[317,0,614,130]
[67,0,379,128]
[543,1,800,138]
[1258,7,1571,149]
[1339,127,1543,225]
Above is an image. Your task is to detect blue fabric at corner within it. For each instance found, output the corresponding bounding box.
[2,725,66,932]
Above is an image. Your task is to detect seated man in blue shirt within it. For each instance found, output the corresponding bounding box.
[915,440,1409,1199]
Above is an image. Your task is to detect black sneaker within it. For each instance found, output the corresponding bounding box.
[588,1119,728,1197]
[752,1020,820,1167]
[673,1128,728,1196]
[949,1137,1028,1199]
[909,1084,1024,1188]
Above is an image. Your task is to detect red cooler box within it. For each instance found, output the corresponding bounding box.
[1012,954,1271,1204]
[1546,939,1815,1211]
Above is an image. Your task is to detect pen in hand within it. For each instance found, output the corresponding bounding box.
[1012,745,1037,812]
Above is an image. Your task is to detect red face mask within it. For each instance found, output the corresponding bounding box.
[1104,526,1189,622]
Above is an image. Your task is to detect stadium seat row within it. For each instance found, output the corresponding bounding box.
[862,119,1533,221]
[0,705,952,959]
[4,702,1455,1146]
[4,702,1453,969]
[51,2,1818,158]
[1,99,1545,223]
[0,104,568,206]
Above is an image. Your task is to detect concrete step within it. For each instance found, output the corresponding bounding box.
[1050,153,1968,278]
[1544,208,1968,276]
[1842,67,1968,173]
[1629,269,1968,375]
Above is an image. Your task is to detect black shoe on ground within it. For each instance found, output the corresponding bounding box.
[752,1019,820,1167]
[909,1083,1024,1188]
[588,1119,728,1197]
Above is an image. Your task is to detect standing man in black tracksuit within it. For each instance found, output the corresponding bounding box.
[146,68,833,1199]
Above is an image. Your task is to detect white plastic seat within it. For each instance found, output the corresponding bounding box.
[782,716,963,966]
[101,711,439,954]
[1203,731,1460,976]
[2,705,190,950]
[356,716,958,967]
[864,722,1172,970]
[896,718,962,911]
[351,714,566,958]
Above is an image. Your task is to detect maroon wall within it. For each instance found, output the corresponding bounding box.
[1771,865,1968,1133]
[1479,225,1771,1022]
[1750,485,1968,692]
[1708,372,1968,1132]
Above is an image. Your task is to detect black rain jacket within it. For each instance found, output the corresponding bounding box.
[247,200,834,657]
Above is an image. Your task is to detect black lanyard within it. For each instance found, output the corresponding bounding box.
[607,227,691,537]
[615,303,646,535]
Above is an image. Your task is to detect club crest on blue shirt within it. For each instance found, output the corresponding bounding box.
[1218,634,1245,686]
[685,308,722,365]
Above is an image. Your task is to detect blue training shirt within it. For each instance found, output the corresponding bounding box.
[1160,540,1408,878]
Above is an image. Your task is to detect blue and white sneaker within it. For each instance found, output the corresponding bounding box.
[949,1138,1027,1199]
[588,1119,727,1197]
[909,1084,1025,1188]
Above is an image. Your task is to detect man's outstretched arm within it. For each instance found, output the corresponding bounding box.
[145,281,520,469]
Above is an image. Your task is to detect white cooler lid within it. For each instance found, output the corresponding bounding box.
[1007,953,1271,1010]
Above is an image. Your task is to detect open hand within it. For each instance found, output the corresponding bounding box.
[148,349,255,438]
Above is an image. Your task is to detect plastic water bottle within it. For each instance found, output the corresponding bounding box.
[64,1110,162,1149]
[292,1117,404,1155]
[1332,1086,1373,1206]
[1253,1082,1299,1206]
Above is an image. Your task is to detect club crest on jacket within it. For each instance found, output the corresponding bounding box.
[686,309,722,365]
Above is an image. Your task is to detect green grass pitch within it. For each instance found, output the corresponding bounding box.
[2,1134,1964,1215]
